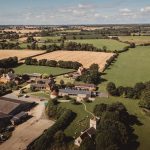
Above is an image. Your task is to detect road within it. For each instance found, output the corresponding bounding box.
[0,94,54,150]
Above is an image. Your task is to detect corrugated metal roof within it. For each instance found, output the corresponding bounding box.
[59,89,92,95]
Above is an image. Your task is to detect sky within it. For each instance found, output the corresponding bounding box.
[0,0,150,25]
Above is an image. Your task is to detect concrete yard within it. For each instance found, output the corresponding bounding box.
[0,94,54,150]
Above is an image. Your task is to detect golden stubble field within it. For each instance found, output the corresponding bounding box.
[34,50,115,71]
[0,50,45,60]
[3,29,41,34]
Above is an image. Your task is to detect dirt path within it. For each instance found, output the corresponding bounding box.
[81,102,95,118]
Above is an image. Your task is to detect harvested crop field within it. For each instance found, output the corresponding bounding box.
[34,51,115,71]
[0,50,46,60]
[3,29,41,34]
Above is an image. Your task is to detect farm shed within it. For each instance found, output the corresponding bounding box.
[59,89,92,98]
[11,111,29,125]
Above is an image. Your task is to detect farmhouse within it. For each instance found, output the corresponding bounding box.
[0,71,17,83]
[30,77,55,91]
[74,118,99,146]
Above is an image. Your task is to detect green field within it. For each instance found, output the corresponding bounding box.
[59,96,150,150]
[101,46,150,87]
[14,64,74,76]
[119,36,150,45]
[58,46,150,150]
[69,39,129,51]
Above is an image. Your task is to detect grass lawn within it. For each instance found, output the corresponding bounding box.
[55,75,75,84]
[59,97,150,150]
[14,64,75,76]
[59,102,90,137]
[119,36,150,45]
[19,43,27,49]
[31,91,50,99]
[100,46,150,88]
[69,39,129,51]
[37,42,60,46]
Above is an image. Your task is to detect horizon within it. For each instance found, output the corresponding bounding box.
[0,0,150,25]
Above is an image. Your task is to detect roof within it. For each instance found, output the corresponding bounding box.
[59,88,92,95]
[75,84,96,88]
[0,97,33,115]
[0,112,10,119]
[86,127,96,135]
[12,111,28,120]
[24,73,42,77]
[31,83,46,88]
[80,132,90,140]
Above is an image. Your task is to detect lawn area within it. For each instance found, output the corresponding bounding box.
[59,102,90,137]
[19,43,27,49]
[119,36,150,45]
[55,75,75,84]
[31,91,50,99]
[14,64,75,76]
[100,46,150,88]
[59,97,150,150]
[69,39,129,51]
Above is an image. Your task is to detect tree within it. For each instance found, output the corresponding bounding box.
[93,103,107,117]
[139,90,150,109]
[89,63,99,72]
[26,36,35,43]
[60,80,65,88]
[124,87,135,98]
[117,86,125,96]
[54,130,66,144]
[102,46,107,52]
[96,131,118,150]
[130,43,135,48]
[107,82,117,96]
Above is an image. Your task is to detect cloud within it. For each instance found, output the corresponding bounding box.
[140,6,150,13]
[120,8,131,12]
[78,3,94,9]
[0,2,150,25]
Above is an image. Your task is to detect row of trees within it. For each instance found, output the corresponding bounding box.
[0,42,20,49]
[0,31,19,40]
[0,57,18,68]
[107,82,150,109]
[76,64,101,84]
[28,99,76,150]
[25,57,82,70]
[81,102,135,150]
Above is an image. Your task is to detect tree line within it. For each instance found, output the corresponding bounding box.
[25,57,82,70]
[0,57,18,68]
[0,42,20,49]
[107,81,150,110]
